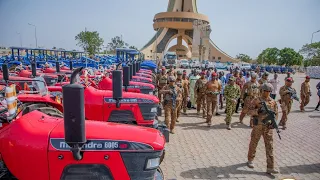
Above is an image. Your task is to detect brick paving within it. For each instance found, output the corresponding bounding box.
[159,72,320,180]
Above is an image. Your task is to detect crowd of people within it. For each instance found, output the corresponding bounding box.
[156,66,320,174]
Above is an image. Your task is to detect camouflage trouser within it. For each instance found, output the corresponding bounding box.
[300,95,310,111]
[225,100,236,125]
[206,96,218,125]
[164,102,177,131]
[176,100,182,120]
[182,94,188,113]
[240,96,255,126]
[196,93,206,117]
[279,101,292,126]
[157,85,165,101]
[248,125,274,169]
[190,90,196,107]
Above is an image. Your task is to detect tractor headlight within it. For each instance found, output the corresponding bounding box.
[145,157,160,170]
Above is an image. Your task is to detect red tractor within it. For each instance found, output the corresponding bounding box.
[0,64,168,141]
[0,69,166,179]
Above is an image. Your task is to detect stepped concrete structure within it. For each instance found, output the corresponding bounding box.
[141,0,238,62]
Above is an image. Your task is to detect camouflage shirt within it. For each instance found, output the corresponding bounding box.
[224,84,241,102]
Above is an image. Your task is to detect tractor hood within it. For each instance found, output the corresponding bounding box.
[49,119,165,151]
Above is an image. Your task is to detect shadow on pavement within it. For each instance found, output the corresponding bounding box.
[176,121,251,131]
[180,163,276,179]
[279,163,320,175]
[309,115,320,118]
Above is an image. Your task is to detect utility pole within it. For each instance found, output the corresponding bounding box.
[28,23,38,48]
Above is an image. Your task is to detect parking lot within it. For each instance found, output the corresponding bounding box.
[159,70,320,180]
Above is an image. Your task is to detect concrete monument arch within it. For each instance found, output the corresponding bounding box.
[141,0,238,63]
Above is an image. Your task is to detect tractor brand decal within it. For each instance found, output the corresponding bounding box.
[50,138,154,151]
[104,98,154,104]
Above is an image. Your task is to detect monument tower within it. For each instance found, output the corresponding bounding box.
[141,0,237,62]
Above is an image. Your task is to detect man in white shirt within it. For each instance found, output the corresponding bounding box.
[244,72,251,83]
[268,73,280,99]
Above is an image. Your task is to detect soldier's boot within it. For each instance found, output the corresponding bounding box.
[170,129,175,134]
[267,168,279,174]
[247,161,254,168]
[315,103,320,111]
[197,111,200,115]
[227,124,232,130]
[282,124,287,130]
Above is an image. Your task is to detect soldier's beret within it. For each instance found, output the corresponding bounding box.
[212,72,218,76]
[161,66,166,70]
[286,77,294,82]
[183,71,187,75]
[177,71,183,75]
[261,83,273,92]
[229,76,236,81]
[168,76,176,82]
[306,76,310,79]
[200,71,206,75]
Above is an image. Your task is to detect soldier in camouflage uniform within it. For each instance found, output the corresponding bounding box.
[258,72,269,85]
[247,83,279,174]
[300,76,311,112]
[239,73,260,127]
[159,76,181,134]
[176,71,184,121]
[224,76,241,130]
[194,71,208,118]
[181,72,190,115]
[156,67,168,101]
[279,77,296,130]
[205,72,222,126]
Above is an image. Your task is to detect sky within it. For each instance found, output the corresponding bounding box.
[0,0,319,58]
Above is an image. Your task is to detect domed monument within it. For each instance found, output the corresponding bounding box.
[141,0,237,63]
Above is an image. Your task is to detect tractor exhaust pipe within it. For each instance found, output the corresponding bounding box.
[31,62,37,77]
[70,67,84,84]
[133,62,136,76]
[56,61,60,73]
[63,83,86,161]
[2,64,9,82]
[69,61,73,70]
[129,64,133,80]
[112,70,123,108]
[123,66,130,92]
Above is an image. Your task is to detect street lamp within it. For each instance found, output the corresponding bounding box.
[28,23,38,48]
[311,30,320,44]
[16,32,22,47]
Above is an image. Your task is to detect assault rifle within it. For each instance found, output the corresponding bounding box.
[287,87,300,102]
[171,86,177,108]
[261,101,281,140]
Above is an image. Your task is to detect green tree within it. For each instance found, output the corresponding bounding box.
[75,31,104,55]
[257,48,280,65]
[299,42,320,66]
[106,36,129,54]
[278,48,303,66]
[129,45,139,50]
[235,53,252,63]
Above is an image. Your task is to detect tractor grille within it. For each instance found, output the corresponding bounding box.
[121,151,162,180]
[60,164,113,180]
[139,104,158,120]
[108,110,136,123]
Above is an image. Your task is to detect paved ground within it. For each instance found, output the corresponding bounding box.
[159,71,320,180]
